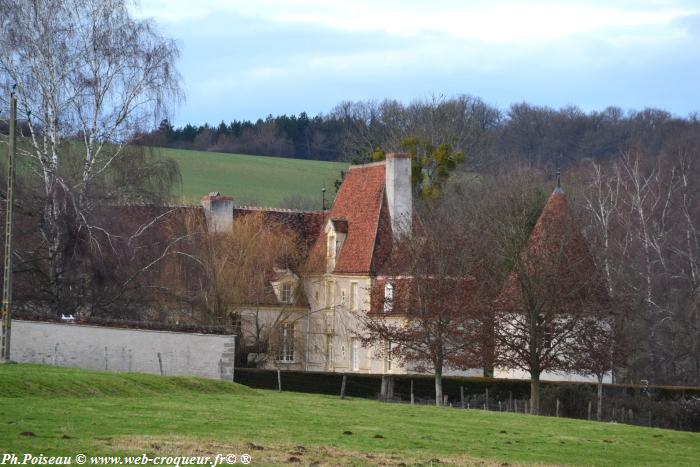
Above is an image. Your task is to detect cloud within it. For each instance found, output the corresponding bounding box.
[137,0,698,43]
[133,1,700,122]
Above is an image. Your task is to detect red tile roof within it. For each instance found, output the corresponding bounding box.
[496,187,606,312]
[306,162,389,275]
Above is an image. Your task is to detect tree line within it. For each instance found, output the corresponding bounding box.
[142,96,700,170]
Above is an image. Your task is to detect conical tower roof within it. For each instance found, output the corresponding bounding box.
[496,183,607,313]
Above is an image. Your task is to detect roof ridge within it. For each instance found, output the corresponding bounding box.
[233,205,325,214]
[348,160,386,170]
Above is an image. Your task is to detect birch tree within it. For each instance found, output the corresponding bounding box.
[0,0,181,314]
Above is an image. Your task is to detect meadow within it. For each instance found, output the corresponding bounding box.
[0,145,348,209]
[2,364,699,466]
[159,148,348,208]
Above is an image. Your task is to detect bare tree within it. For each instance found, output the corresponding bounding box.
[0,0,181,314]
[492,181,608,414]
[360,201,489,406]
[571,316,626,420]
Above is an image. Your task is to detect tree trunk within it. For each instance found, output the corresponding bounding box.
[45,196,66,316]
[597,374,604,421]
[435,367,443,407]
[530,371,540,414]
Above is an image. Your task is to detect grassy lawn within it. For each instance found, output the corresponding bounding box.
[1,365,699,466]
[159,148,348,207]
[0,144,348,209]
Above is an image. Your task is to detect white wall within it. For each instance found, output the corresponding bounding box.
[9,319,236,380]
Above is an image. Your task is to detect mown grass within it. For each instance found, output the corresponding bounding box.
[0,144,348,208]
[1,364,699,465]
[159,148,348,207]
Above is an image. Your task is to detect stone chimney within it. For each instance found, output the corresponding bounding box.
[201,192,233,233]
[385,153,412,238]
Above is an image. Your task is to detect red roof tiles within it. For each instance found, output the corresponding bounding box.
[497,188,606,312]
[306,162,389,275]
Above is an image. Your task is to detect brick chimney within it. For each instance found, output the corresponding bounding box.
[201,192,233,233]
[385,153,412,239]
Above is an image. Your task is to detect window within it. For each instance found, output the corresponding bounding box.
[324,311,334,332]
[341,289,346,305]
[277,323,294,362]
[384,340,392,371]
[326,335,334,368]
[325,281,334,308]
[327,233,336,258]
[383,283,394,313]
[350,282,358,311]
[351,338,360,371]
[281,282,293,303]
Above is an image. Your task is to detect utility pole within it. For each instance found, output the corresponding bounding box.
[1,89,17,362]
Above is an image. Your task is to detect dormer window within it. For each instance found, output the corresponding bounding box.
[325,218,347,272]
[282,282,293,303]
[327,232,337,270]
[271,269,299,305]
[383,282,393,313]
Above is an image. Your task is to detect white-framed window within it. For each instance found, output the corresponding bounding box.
[281,282,293,303]
[327,233,336,258]
[350,282,358,311]
[383,282,393,313]
[277,323,295,362]
[326,335,334,368]
[324,311,334,332]
[351,338,360,371]
[327,233,336,271]
[325,280,334,308]
[384,340,393,371]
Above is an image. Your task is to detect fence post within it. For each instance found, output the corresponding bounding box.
[157,352,164,376]
[629,408,633,423]
[648,410,651,427]
[340,375,347,399]
[277,369,282,392]
[524,400,528,414]
[498,400,502,412]
[443,395,449,406]
[410,379,414,405]
[556,399,560,417]
[612,406,616,422]
[508,391,513,411]
[460,386,465,409]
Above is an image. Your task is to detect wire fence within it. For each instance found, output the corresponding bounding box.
[234,368,700,432]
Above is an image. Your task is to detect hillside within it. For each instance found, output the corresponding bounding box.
[1,364,699,466]
[160,147,348,208]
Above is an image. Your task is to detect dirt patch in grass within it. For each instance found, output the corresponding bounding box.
[114,435,503,466]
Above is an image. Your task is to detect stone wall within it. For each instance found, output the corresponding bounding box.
[9,319,236,380]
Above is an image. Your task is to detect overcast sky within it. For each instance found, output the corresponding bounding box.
[134,0,700,125]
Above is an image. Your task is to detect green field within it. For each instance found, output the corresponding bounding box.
[2,365,699,466]
[1,143,347,208]
[159,148,348,208]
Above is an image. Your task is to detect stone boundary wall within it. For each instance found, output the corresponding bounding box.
[9,319,236,380]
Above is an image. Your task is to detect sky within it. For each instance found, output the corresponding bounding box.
[133,0,700,125]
